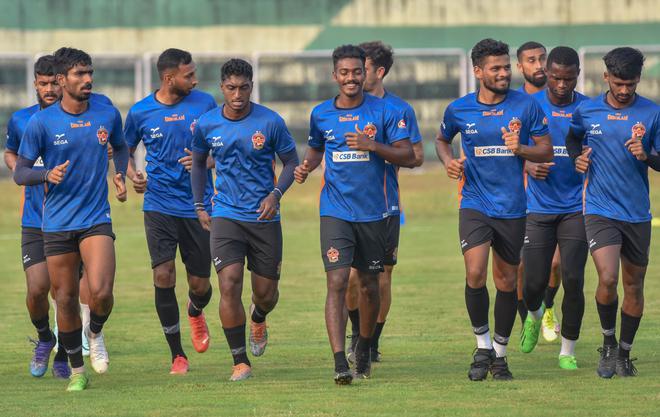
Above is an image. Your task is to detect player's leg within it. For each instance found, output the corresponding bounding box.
[79,227,116,375]
[78,268,91,356]
[541,246,562,342]
[345,268,360,363]
[520,214,556,353]
[179,217,213,355]
[144,212,187,373]
[516,263,527,326]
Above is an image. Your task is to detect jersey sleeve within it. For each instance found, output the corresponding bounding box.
[123,110,141,148]
[272,115,296,154]
[403,105,423,144]
[307,111,325,149]
[439,104,459,143]
[527,99,549,137]
[191,120,210,153]
[383,106,409,144]
[652,110,660,153]
[17,116,44,162]
[569,105,587,138]
[109,108,125,148]
[5,115,20,152]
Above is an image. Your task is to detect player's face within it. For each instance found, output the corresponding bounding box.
[221,75,252,112]
[475,54,511,95]
[58,63,93,102]
[170,62,198,97]
[604,72,639,106]
[363,58,382,93]
[546,63,579,101]
[517,48,547,88]
[34,74,61,108]
[333,58,365,98]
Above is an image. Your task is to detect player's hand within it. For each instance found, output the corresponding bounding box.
[345,124,375,151]
[575,147,592,173]
[113,173,127,202]
[526,162,555,180]
[196,209,211,231]
[445,156,466,180]
[132,170,147,194]
[107,146,113,160]
[294,159,310,184]
[501,127,521,154]
[625,135,647,161]
[179,148,193,172]
[257,193,279,221]
[47,160,69,184]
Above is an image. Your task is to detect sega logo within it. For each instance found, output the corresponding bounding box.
[332,151,370,162]
[473,146,514,157]
[553,146,569,157]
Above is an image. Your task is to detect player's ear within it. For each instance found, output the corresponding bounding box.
[56,73,65,87]
[473,65,482,80]
[603,71,609,82]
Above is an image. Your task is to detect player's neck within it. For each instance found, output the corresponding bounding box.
[605,91,635,110]
[223,102,251,120]
[60,95,88,115]
[524,82,544,94]
[548,90,574,107]
[367,84,385,98]
[335,92,364,109]
[477,87,506,105]
[155,88,184,106]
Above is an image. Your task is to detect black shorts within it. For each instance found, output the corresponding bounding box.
[585,215,651,267]
[385,215,401,266]
[210,217,282,280]
[524,211,587,249]
[43,223,115,257]
[320,216,387,274]
[144,211,211,278]
[21,227,46,270]
[459,208,526,265]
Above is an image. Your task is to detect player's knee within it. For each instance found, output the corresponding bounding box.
[153,263,175,287]
[599,272,619,290]
[55,290,78,311]
[623,280,644,298]
[465,265,487,286]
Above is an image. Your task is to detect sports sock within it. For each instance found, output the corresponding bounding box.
[251,304,268,324]
[80,303,90,330]
[334,351,349,372]
[54,335,68,362]
[494,289,517,343]
[223,324,250,366]
[619,310,641,358]
[544,285,560,309]
[517,299,528,324]
[560,337,576,356]
[31,316,53,342]
[188,286,212,317]
[89,312,109,335]
[493,334,509,358]
[348,308,360,336]
[155,286,185,360]
[596,299,618,346]
[371,321,385,351]
[528,306,543,321]
[59,328,84,368]
[476,330,493,350]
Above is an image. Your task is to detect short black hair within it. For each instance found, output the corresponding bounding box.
[53,47,92,75]
[516,41,546,60]
[157,48,192,77]
[547,46,580,69]
[221,58,253,82]
[34,55,57,78]
[332,44,366,69]
[471,39,509,67]
[603,47,645,80]
[359,41,394,76]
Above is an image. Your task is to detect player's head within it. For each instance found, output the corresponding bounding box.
[332,44,366,99]
[53,47,93,102]
[516,41,547,88]
[359,41,393,93]
[157,48,197,97]
[33,55,61,107]
[603,47,644,105]
[220,58,253,113]
[545,46,580,101]
[471,38,511,95]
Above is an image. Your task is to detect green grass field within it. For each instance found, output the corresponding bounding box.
[1,166,659,417]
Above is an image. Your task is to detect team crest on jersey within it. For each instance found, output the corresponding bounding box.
[397,119,407,129]
[252,131,266,150]
[326,247,339,263]
[363,123,377,139]
[508,117,522,133]
[190,119,198,134]
[97,126,109,145]
[632,122,646,138]
[542,116,548,125]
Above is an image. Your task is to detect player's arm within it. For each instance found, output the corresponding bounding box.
[502,128,553,163]
[191,149,211,230]
[344,127,415,167]
[258,149,300,221]
[14,156,69,185]
[435,133,465,180]
[4,149,17,171]
[565,127,592,173]
[127,146,147,193]
[411,142,424,168]
[294,146,324,184]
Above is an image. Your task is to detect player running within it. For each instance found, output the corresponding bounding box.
[345,41,424,364]
[14,47,128,391]
[124,48,217,375]
[436,39,552,381]
[295,44,415,384]
[191,58,299,382]
[519,46,589,370]
[567,47,660,378]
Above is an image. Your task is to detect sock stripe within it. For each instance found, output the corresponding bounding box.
[493,334,509,345]
[601,328,616,336]
[162,323,180,335]
[472,324,489,335]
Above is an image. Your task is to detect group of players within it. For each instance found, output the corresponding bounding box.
[4,38,658,391]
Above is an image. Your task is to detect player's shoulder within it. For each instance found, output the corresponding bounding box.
[90,93,113,106]
[251,102,286,124]
[508,88,536,104]
[311,97,336,117]
[10,103,40,125]
[633,94,660,111]
[446,92,476,114]
[382,91,413,112]
[128,92,157,116]
[188,89,216,106]
[91,99,122,120]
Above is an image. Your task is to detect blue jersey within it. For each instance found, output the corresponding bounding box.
[18,101,125,232]
[124,90,216,218]
[381,91,422,216]
[570,93,660,223]
[527,90,589,214]
[192,103,296,222]
[440,90,549,218]
[308,94,409,222]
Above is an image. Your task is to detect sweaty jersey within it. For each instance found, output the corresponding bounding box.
[570,93,660,223]
[527,90,589,214]
[124,90,216,218]
[18,100,125,232]
[308,94,409,222]
[381,91,422,216]
[440,89,549,218]
[192,103,296,222]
